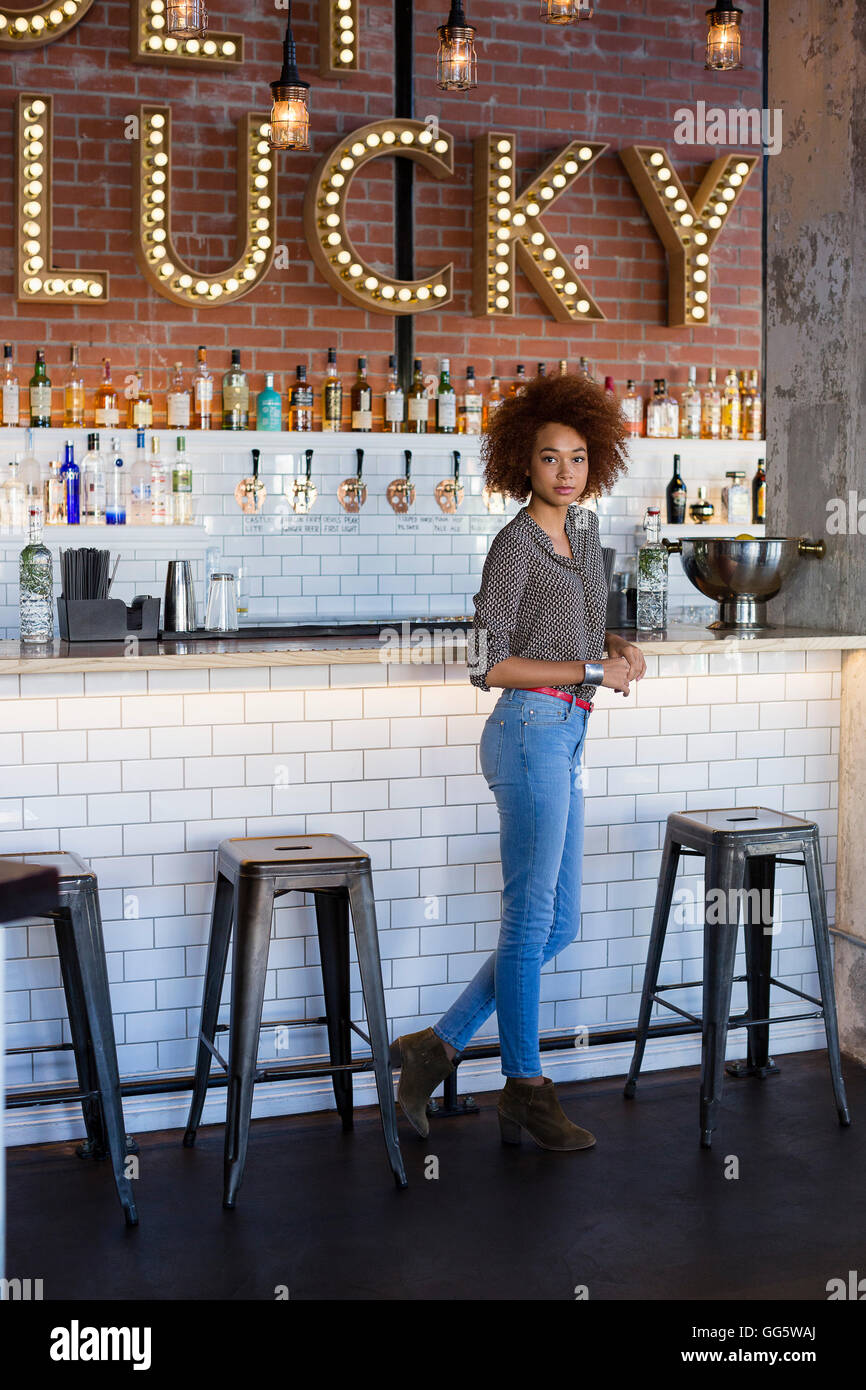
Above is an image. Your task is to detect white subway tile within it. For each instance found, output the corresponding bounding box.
[687,675,738,705]
[1,764,57,796]
[660,703,710,734]
[122,695,184,727]
[58,696,121,730]
[275,720,333,751]
[0,699,58,732]
[304,688,362,721]
[84,671,150,696]
[147,669,210,693]
[713,702,760,731]
[21,673,84,698]
[87,728,151,760]
[606,707,660,738]
[758,701,807,730]
[122,759,184,791]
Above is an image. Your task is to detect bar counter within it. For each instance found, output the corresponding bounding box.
[3,621,864,1146]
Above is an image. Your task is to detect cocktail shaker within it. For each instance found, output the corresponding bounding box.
[163,559,197,633]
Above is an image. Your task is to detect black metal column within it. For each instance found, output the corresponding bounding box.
[394,0,414,391]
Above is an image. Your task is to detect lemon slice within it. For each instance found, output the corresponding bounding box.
[733,533,756,540]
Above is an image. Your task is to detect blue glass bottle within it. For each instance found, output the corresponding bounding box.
[255,373,282,430]
[61,438,80,525]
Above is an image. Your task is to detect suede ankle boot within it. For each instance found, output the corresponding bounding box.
[497,1076,596,1151]
[388,1027,456,1139]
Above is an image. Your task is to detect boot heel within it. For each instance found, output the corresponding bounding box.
[388,1039,402,1068]
[498,1111,522,1145]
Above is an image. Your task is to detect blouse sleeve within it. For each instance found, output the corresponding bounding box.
[467,531,530,692]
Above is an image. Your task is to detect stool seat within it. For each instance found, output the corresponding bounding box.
[624,806,850,1147]
[3,849,95,885]
[184,832,407,1207]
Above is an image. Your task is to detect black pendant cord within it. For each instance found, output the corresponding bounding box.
[394,0,414,393]
[760,0,768,402]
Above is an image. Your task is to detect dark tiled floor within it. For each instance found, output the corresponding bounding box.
[6,1050,865,1301]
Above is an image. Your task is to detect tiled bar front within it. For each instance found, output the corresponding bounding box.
[1,641,845,1145]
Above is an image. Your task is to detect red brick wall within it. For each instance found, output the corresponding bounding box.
[0,0,762,415]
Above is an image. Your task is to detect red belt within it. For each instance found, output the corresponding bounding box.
[525,687,594,712]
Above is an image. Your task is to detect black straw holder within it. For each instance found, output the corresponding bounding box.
[57,598,160,642]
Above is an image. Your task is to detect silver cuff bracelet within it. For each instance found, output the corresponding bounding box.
[582,661,604,687]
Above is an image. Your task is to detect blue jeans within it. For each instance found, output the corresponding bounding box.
[435,688,590,1077]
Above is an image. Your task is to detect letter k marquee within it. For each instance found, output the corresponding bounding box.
[473,133,607,323]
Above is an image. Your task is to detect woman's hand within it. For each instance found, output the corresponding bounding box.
[600,656,631,694]
[606,635,647,686]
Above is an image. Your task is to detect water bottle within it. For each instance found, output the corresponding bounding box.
[636,507,668,632]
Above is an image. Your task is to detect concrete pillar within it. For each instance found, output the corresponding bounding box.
[766,0,866,1059]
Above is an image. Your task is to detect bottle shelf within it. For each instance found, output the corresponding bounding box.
[659,523,766,537]
[0,525,211,549]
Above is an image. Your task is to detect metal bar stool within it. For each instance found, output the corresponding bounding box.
[624,807,850,1147]
[1,851,138,1227]
[183,834,407,1207]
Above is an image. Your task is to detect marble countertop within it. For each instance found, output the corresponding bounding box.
[2,624,866,676]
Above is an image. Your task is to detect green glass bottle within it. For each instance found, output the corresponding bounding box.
[435,357,457,433]
[29,349,52,428]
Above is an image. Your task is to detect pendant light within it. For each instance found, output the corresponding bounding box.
[436,0,478,91]
[268,0,311,151]
[539,0,593,22]
[705,4,743,70]
[166,0,208,39]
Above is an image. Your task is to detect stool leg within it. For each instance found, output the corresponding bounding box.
[53,904,109,1158]
[700,842,744,1148]
[802,832,851,1126]
[184,870,234,1147]
[728,855,780,1079]
[347,868,407,1189]
[67,882,138,1227]
[314,890,354,1132]
[223,876,274,1209]
[624,829,681,1097]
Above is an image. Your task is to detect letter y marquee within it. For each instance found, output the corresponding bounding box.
[620,145,758,326]
[473,133,607,323]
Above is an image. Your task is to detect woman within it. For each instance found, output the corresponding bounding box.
[390,372,646,1152]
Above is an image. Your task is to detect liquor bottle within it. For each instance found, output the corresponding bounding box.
[604,375,615,395]
[647,380,677,438]
[350,356,373,432]
[384,354,404,434]
[537,362,547,378]
[722,470,750,524]
[509,363,527,397]
[486,376,503,426]
[406,358,428,434]
[18,429,42,523]
[743,369,763,440]
[126,372,153,430]
[19,506,54,642]
[80,432,106,525]
[222,349,249,430]
[256,372,282,430]
[192,346,214,429]
[1,463,25,535]
[129,429,151,523]
[166,362,191,430]
[435,358,457,433]
[558,359,568,376]
[150,435,169,524]
[458,366,483,435]
[171,435,192,524]
[636,507,668,632]
[2,343,20,426]
[105,438,127,526]
[63,344,85,427]
[289,365,313,431]
[94,359,120,430]
[679,366,701,439]
[622,380,644,438]
[666,454,687,523]
[721,368,741,440]
[700,367,722,439]
[752,457,766,525]
[322,348,342,431]
[660,378,679,437]
[45,457,66,525]
[61,440,80,525]
[578,356,593,381]
[29,350,52,427]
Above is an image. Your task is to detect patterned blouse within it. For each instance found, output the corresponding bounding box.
[467,504,609,701]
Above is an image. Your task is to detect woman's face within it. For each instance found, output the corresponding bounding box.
[526,423,589,505]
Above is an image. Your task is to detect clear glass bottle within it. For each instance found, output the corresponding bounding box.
[679,366,701,439]
[64,344,85,427]
[722,470,750,524]
[105,437,127,526]
[289,365,313,431]
[666,453,687,523]
[19,506,54,642]
[2,462,26,535]
[94,359,120,429]
[2,342,20,426]
[192,346,213,429]
[510,363,527,397]
[171,435,192,524]
[150,435,169,524]
[578,356,594,381]
[458,366,484,435]
[126,372,153,430]
[384,354,404,433]
[537,362,547,378]
[435,357,457,433]
[222,349,249,430]
[61,440,80,526]
[700,367,722,439]
[721,368,741,440]
[18,429,42,522]
[645,380,665,437]
[558,359,568,376]
[752,457,766,524]
[350,356,373,432]
[622,380,644,438]
[406,358,429,434]
[81,432,106,525]
[486,376,503,426]
[322,347,342,431]
[256,372,282,430]
[129,429,152,524]
[743,369,763,440]
[29,349,52,427]
[45,457,66,525]
[166,362,191,429]
[636,506,668,632]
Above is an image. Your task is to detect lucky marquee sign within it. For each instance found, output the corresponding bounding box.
[9,3,757,328]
